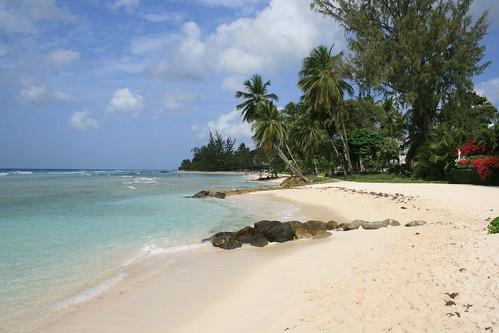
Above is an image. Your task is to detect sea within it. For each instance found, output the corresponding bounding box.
[0,169,298,332]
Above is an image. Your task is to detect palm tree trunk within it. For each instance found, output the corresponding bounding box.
[328,136,347,176]
[337,118,353,174]
[275,145,307,182]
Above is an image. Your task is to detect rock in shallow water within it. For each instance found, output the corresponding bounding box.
[212,232,242,250]
[235,226,255,243]
[254,220,281,233]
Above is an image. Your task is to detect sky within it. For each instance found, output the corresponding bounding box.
[0,0,498,170]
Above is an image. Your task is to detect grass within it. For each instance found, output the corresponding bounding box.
[330,173,447,184]
[488,217,499,234]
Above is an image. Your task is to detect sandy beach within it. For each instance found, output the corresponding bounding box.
[40,181,499,333]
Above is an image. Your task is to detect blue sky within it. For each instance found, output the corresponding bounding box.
[0,0,498,169]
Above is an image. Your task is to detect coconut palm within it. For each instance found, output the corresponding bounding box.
[252,102,306,181]
[235,74,279,122]
[298,45,354,174]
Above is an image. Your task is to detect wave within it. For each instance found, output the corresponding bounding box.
[122,242,208,267]
[0,172,8,176]
[54,272,126,311]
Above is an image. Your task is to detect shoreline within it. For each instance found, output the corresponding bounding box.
[39,181,499,332]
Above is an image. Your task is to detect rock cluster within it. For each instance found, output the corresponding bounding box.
[279,176,308,189]
[204,218,427,250]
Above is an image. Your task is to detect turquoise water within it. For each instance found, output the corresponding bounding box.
[0,170,293,332]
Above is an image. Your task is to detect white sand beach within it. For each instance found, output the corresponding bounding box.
[40,181,499,333]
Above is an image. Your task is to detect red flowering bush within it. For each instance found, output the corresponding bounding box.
[455,140,487,158]
[471,156,499,181]
[457,158,471,168]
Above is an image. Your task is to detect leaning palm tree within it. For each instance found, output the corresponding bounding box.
[252,102,307,181]
[298,45,354,174]
[235,74,279,122]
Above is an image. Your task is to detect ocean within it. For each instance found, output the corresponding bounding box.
[0,170,297,332]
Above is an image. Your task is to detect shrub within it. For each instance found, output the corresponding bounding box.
[455,139,487,158]
[489,217,499,234]
[471,156,499,181]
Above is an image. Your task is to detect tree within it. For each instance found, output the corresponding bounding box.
[252,102,307,181]
[235,74,279,122]
[298,45,354,174]
[312,0,489,163]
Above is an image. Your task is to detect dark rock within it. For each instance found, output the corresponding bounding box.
[304,220,328,235]
[340,220,365,231]
[202,231,232,243]
[362,221,388,230]
[212,232,242,250]
[312,231,332,239]
[254,220,281,233]
[383,218,401,226]
[213,191,226,199]
[280,176,307,189]
[193,190,210,198]
[405,220,427,227]
[250,234,268,247]
[235,226,255,243]
[265,223,295,242]
[326,221,340,230]
[286,221,312,239]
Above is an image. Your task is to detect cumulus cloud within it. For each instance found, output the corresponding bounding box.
[476,77,499,105]
[20,85,74,102]
[135,0,343,82]
[70,110,99,130]
[192,110,252,141]
[144,21,206,81]
[221,75,245,92]
[107,88,143,114]
[45,49,80,67]
[0,0,74,34]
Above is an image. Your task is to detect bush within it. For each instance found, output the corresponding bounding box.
[489,217,499,234]
[449,168,499,185]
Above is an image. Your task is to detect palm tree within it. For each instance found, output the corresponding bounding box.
[235,74,279,122]
[290,111,328,174]
[298,45,354,174]
[252,102,307,181]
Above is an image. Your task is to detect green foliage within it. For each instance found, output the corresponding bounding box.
[312,0,490,162]
[337,173,446,184]
[235,74,279,123]
[488,217,499,234]
[179,131,263,171]
[413,124,465,179]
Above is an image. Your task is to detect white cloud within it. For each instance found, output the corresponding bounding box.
[144,21,206,81]
[162,90,199,111]
[108,0,140,12]
[221,75,244,92]
[70,110,99,130]
[476,77,499,105]
[138,0,343,82]
[20,85,74,102]
[192,110,252,141]
[45,49,80,67]
[107,88,143,114]
[0,0,74,34]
